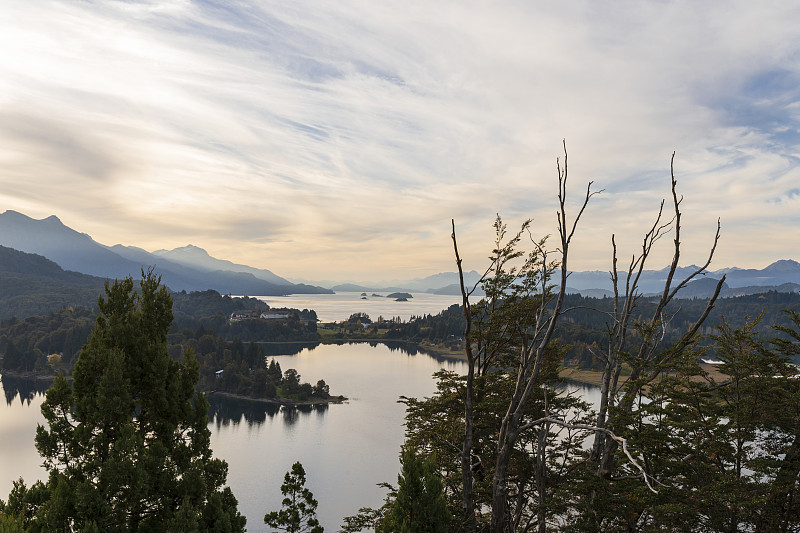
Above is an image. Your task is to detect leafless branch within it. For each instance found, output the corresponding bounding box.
[519,416,658,493]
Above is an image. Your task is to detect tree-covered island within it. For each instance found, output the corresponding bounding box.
[0,281,342,406]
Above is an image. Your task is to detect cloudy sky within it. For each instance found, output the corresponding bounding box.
[1,1,799,282]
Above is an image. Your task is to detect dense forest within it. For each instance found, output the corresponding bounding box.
[319,291,800,369]
[0,286,329,404]
[0,245,106,321]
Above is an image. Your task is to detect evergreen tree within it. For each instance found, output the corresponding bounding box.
[22,272,246,532]
[380,448,450,533]
[264,462,323,533]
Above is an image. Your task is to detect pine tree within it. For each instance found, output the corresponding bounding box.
[28,271,246,532]
[264,462,323,533]
[380,448,450,533]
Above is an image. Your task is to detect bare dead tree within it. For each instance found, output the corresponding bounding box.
[452,217,480,533]
[453,141,597,533]
[451,147,726,532]
[588,152,725,489]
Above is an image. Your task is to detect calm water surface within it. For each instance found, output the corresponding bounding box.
[0,343,466,532]
[0,377,49,496]
[255,291,460,322]
[0,345,604,532]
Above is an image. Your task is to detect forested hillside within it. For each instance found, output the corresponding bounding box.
[0,286,320,383]
[368,291,800,367]
[0,245,105,320]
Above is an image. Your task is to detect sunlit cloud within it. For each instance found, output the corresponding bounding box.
[1,0,799,281]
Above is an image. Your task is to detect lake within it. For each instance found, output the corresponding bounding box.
[0,342,467,531]
[254,291,461,322]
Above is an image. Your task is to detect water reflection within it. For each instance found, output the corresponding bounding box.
[207,393,332,428]
[1,375,50,406]
[260,342,321,356]
[1,342,468,530]
[208,394,281,427]
[258,340,462,363]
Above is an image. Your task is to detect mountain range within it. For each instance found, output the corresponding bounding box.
[371,261,800,299]
[562,261,800,298]
[0,210,331,296]
[1,209,799,299]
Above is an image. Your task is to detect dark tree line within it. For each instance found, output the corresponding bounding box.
[1,290,319,373]
[362,291,800,370]
[0,245,106,322]
[171,290,319,342]
[1,307,95,373]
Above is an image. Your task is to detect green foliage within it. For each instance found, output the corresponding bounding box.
[0,245,105,321]
[0,516,24,533]
[264,462,323,533]
[337,291,800,368]
[171,290,320,343]
[402,366,592,529]
[14,271,246,532]
[172,290,268,326]
[0,478,49,531]
[579,312,800,531]
[0,307,94,372]
[348,313,371,324]
[379,448,450,533]
[312,380,329,399]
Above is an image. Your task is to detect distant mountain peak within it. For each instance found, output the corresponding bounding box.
[154,244,211,257]
[0,209,330,295]
[1,211,69,231]
[179,244,210,255]
[763,259,800,273]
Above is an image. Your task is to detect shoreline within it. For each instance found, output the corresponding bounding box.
[558,368,622,387]
[0,372,348,407]
[557,363,727,387]
[206,390,348,407]
[0,370,63,382]
[319,338,469,362]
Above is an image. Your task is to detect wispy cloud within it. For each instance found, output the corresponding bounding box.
[1,0,799,280]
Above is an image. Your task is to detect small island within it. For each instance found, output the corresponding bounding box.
[386,292,413,300]
[206,358,344,406]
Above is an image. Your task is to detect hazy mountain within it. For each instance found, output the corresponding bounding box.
[307,270,484,293]
[565,265,709,293]
[566,287,614,298]
[721,259,800,287]
[325,262,800,298]
[2,210,796,298]
[153,245,293,286]
[565,261,800,294]
[0,210,330,295]
[721,282,800,298]
[670,277,731,299]
[402,270,484,291]
[106,243,321,295]
[0,210,148,280]
[410,262,800,298]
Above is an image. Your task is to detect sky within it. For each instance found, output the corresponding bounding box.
[1,1,799,283]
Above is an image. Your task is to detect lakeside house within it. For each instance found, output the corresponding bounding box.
[229,310,262,321]
[229,309,292,322]
[260,312,291,320]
